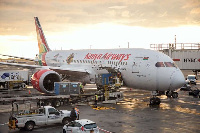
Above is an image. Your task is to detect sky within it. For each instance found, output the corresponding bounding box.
[0,0,200,59]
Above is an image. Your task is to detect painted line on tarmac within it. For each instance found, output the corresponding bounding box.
[98,127,112,133]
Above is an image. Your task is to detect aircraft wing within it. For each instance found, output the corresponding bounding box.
[0,62,42,69]
[0,54,36,61]
[0,62,90,75]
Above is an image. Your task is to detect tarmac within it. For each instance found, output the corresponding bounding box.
[0,81,200,133]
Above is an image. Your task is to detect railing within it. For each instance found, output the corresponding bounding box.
[150,43,200,50]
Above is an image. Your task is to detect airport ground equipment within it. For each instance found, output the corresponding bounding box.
[54,82,80,95]
[186,75,197,85]
[180,84,191,91]
[189,88,200,98]
[8,102,71,131]
[0,70,29,89]
[0,94,71,107]
[95,73,123,91]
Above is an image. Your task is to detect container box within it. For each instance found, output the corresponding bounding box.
[54,82,80,95]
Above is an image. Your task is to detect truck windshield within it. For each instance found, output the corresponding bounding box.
[188,76,195,79]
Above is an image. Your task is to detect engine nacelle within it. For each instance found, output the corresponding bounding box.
[31,69,61,93]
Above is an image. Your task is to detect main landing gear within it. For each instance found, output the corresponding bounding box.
[149,90,179,105]
[166,90,178,98]
[149,91,161,105]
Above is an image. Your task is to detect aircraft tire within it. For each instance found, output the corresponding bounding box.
[172,92,178,98]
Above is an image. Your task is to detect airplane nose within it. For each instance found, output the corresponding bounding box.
[170,70,186,90]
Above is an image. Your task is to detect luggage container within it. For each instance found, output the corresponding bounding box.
[54,82,80,95]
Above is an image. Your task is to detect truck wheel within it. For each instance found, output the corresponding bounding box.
[44,100,52,106]
[52,100,61,107]
[25,121,35,131]
[62,117,70,125]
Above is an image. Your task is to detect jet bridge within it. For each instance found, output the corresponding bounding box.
[150,43,200,74]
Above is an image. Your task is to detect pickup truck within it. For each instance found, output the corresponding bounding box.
[9,106,71,131]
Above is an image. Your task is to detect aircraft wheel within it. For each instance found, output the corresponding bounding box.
[172,92,178,98]
[166,91,171,97]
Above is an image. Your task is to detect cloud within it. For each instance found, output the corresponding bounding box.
[0,0,200,36]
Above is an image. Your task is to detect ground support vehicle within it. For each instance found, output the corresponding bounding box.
[186,75,197,85]
[63,119,99,133]
[180,84,191,91]
[95,73,123,91]
[0,94,71,107]
[0,70,29,89]
[8,102,71,131]
[189,88,200,98]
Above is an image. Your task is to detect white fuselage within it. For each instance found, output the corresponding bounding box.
[43,48,185,91]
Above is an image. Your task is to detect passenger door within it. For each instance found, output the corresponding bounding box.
[47,108,62,124]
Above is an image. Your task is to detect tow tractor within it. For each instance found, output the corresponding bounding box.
[8,101,71,131]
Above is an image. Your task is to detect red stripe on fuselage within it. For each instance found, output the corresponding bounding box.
[173,59,180,61]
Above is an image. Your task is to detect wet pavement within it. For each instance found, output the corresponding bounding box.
[0,83,200,133]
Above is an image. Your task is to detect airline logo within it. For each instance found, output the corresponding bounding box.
[84,53,131,62]
[67,53,74,64]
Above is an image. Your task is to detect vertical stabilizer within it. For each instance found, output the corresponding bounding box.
[34,17,51,54]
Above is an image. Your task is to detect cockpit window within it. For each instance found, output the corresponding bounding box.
[155,62,176,67]
[155,62,165,67]
[164,62,175,67]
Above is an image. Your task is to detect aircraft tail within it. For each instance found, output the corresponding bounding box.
[34,17,51,54]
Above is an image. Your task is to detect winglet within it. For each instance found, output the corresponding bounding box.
[34,17,51,54]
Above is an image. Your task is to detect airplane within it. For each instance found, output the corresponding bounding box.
[0,17,186,105]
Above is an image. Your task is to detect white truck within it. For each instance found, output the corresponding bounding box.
[9,103,71,131]
[0,70,29,89]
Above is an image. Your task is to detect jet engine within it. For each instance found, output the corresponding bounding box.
[31,69,61,93]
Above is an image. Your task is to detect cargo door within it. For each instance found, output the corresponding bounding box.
[47,108,61,124]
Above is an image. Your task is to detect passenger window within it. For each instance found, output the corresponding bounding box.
[164,62,175,67]
[155,62,165,67]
